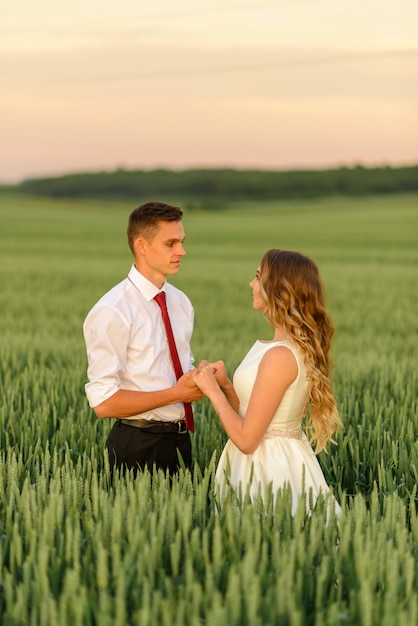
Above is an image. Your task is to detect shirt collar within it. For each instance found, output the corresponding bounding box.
[128,264,166,302]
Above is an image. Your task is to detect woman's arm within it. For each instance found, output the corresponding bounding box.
[194,347,297,454]
[209,360,240,411]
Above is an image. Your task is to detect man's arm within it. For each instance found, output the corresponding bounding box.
[93,370,203,418]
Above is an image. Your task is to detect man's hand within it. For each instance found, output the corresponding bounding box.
[176,369,204,402]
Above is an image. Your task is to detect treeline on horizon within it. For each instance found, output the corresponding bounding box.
[14,163,418,203]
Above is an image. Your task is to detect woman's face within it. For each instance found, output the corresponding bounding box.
[249,267,265,311]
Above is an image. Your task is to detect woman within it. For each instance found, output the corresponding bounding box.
[194,249,342,514]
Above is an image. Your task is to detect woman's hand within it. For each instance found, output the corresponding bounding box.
[193,365,220,396]
[198,360,230,388]
[209,360,231,389]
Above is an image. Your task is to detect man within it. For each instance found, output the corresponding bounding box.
[83,201,203,476]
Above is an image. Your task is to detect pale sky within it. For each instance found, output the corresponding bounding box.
[1,0,417,182]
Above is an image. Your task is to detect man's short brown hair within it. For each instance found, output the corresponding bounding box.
[127,201,183,253]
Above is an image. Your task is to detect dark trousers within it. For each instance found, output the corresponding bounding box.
[106,420,192,477]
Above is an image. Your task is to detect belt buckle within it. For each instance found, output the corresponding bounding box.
[177,420,187,434]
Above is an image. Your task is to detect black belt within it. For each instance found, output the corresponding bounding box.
[120,419,188,434]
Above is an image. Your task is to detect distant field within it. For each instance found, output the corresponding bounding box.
[0,193,417,625]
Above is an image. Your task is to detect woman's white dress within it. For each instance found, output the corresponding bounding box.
[215,340,340,514]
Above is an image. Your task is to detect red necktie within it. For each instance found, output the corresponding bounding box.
[154,292,194,432]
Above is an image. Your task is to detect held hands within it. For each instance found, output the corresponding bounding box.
[208,360,230,389]
[176,369,204,402]
[193,360,228,396]
[175,360,229,402]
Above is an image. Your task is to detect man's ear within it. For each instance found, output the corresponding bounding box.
[133,236,147,257]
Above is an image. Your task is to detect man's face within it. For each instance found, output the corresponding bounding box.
[134,220,186,287]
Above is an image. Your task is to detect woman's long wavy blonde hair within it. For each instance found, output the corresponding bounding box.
[259,249,341,452]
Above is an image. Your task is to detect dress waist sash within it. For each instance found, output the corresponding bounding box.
[264,427,302,440]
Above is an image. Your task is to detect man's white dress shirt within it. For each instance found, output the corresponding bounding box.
[83,265,195,422]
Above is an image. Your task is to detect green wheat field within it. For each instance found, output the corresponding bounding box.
[0,192,417,625]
